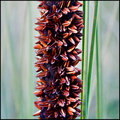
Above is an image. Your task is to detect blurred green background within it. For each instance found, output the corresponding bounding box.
[1,1,119,119]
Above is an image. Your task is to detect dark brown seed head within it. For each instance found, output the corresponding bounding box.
[34,1,83,119]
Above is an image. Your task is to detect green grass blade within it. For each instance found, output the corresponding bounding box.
[81,1,89,119]
[97,3,103,117]
[96,24,100,118]
[81,1,85,119]
[87,1,98,117]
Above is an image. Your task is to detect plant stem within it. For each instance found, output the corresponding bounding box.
[98,3,103,118]
[82,1,89,119]
[81,1,85,119]
[96,24,100,119]
[87,1,98,117]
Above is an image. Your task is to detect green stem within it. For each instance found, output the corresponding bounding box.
[87,1,98,117]
[82,1,89,119]
[81,1,85,119]
[96,24,100,119]
[98,3,103,118]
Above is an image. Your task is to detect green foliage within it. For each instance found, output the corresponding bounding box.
[81,1,89,119]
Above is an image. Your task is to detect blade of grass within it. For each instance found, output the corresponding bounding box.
[99,45,103,119]
[81,1,85,119]
[96,23,103,119]
[87,1,98,117]
[81,1,89,119]
[98,3,103,118]
[96,24,100,119]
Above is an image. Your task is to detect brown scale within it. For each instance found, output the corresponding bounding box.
[33,1,83,119]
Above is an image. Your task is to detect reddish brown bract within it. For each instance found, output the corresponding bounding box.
[34,1,83,119]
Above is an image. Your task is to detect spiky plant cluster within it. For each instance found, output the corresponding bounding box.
[33,1,83,119]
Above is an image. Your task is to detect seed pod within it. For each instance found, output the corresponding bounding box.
[60,108,66,118]
[34,1,83,119]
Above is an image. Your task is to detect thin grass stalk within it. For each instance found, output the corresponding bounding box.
[87,1,98,117]
[96,24,100,119]
[81,1,85,119]
[81,1,89,119]
[83,1,89,119]
[99,48,103,119]
[98,3,103,118]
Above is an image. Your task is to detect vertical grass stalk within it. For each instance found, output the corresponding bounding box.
[97,3,103,117]
[87,1,98,117]
[96,24,100,119]
[81,1,85,119]
[81,1,89,119]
